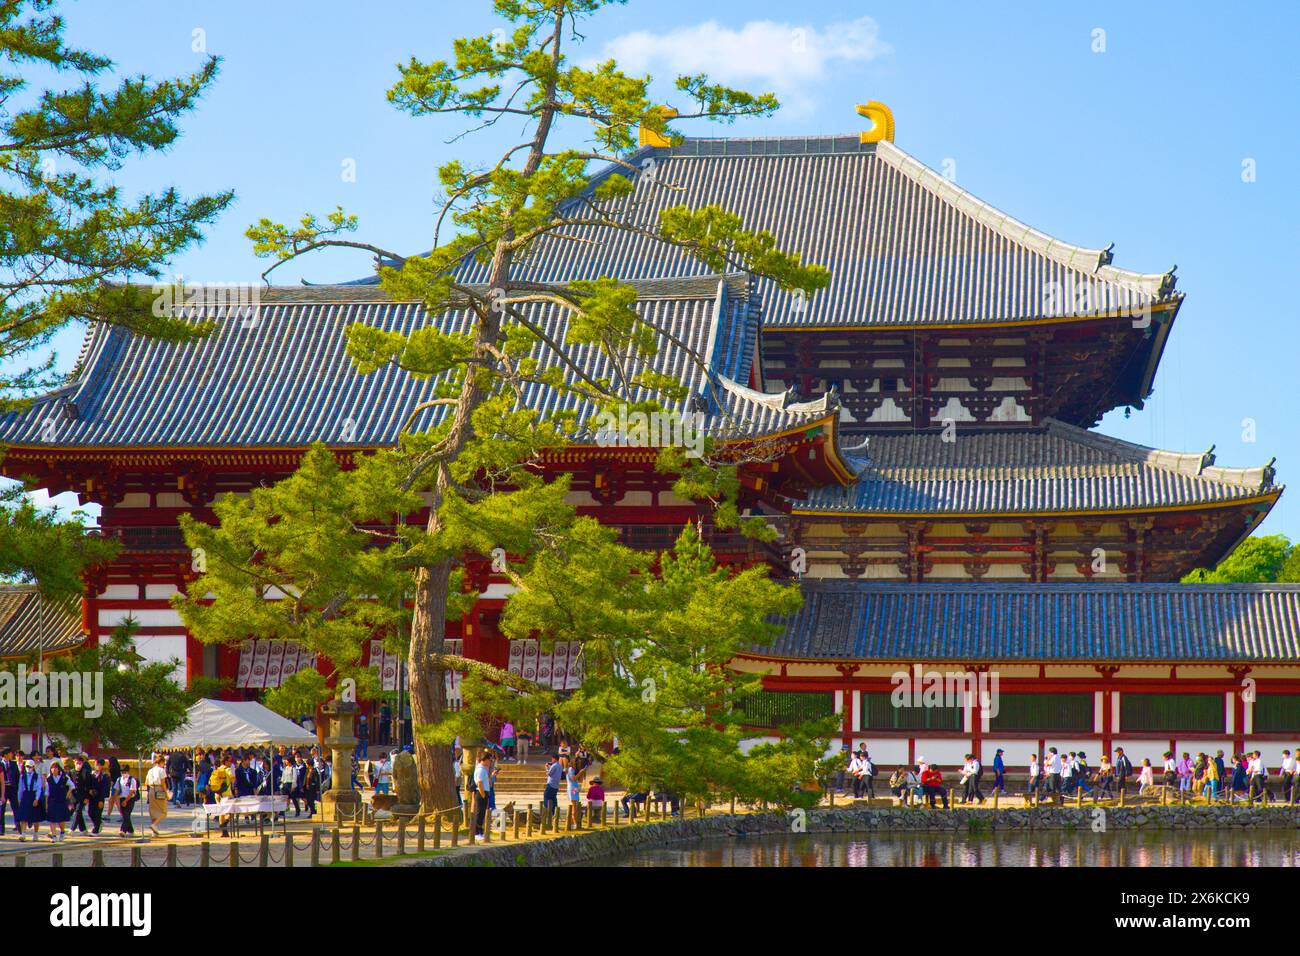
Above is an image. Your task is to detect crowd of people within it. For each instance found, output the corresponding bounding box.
[463,732,629,840]
[0,742,347,842]
[879,747,1300,807]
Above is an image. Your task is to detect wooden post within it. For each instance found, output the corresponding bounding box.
[199,843,210,868]
[53,852,63,868]
[1161,787,1168,807]
[1119,786,1126,807]
[993,789,999,810]
[527,805,534,837]
[613,802,620,826]
[730,796,736,815]
[166,844,178,868]
[284,834,294,868]
[132,847,143,868]
[451,816,459,847]
[229,842,238,869]
[434,812,443,849]
[330,828,340,865]
[376,822,385,857]
[513,810,522,840]
[14,854,24,868]
[1076,787,1083,809]
[418,816,426,852]
[351,825,361,861]
[567,804,575,831]
[259,835,269,867]
[93,849,106,868]
[397,821,406,855]
[482,815,491,843]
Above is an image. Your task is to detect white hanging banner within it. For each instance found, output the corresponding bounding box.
[551,640,569,690]
[508,640,524,676]
[249,640,271,689]
[565,648,584,691]
[234,639,255,689]
[280,643,300,679]
[381,650,399,691]
[522,639,538,682]
[266,640,286,687]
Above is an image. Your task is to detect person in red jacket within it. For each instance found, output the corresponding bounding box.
[920,766,949,809]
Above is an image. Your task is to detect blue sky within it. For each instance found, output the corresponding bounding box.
[28,1,1300,539]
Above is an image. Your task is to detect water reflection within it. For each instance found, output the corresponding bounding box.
[582,830,1300,867]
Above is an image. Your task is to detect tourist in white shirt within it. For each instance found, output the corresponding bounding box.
[1025,755,1041,800]
[1044,748,1061,800]
[846,753,867,799]
[1279,750,1296,803]
[1161,752,1178,790]
[1249,751,1269,803]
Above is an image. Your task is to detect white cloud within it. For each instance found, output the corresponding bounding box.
[597,17,891,116]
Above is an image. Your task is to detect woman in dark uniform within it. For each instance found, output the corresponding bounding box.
[15,759,43,842]
[44,760,73,842]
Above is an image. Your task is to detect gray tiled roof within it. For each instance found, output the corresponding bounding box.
[456,135,1176,330]
[798,419,1277,514]
[0,277,840,449]
[762,582,1300,662]
[0,587,85,659]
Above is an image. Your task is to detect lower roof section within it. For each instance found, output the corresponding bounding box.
[757,582,1300,663]
[799,419,1280,516]
[0,587,85,660]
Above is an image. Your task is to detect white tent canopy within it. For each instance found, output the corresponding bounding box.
[157,698,318,750]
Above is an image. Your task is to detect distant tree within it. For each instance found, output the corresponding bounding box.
[0,0,232,599]
[1183,534,1300,584]
[0,619,206,753]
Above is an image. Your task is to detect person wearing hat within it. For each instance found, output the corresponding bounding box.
[586,776,606,823]
[1114,747,1133,796]
[145,754,171,837]
[14,759,43,841]
[992,749,1007,795]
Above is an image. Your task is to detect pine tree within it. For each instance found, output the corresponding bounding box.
[0,0,233,599]
[182,0,832,812]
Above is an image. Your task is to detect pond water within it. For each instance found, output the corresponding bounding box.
[580,829,1300,867]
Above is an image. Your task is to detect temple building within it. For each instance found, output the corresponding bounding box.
[0,105,1295,766]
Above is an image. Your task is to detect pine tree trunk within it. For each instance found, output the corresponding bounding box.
[409,555,459,812]
[404,11,561,813]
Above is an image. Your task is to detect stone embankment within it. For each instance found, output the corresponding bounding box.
[409,804,1300,867]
